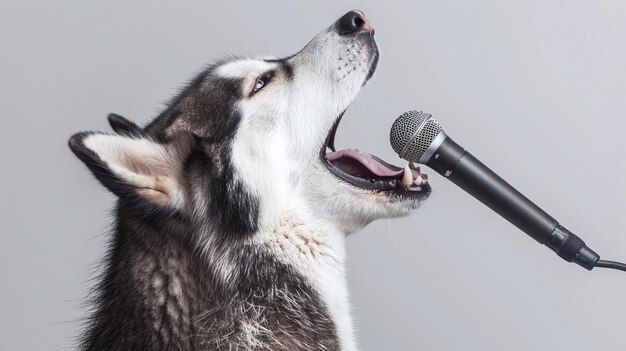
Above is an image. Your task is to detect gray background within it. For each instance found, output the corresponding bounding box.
[1,1,625,350]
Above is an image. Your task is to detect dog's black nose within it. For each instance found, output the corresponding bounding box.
[336,10,373,35]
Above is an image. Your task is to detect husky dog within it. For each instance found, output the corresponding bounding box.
[69,10,430,351]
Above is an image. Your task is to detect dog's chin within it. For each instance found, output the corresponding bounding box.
[302,162,430,234]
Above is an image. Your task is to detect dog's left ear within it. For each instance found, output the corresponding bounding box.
[68,131,196,205]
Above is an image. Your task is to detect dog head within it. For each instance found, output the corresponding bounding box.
[69,10,430,239]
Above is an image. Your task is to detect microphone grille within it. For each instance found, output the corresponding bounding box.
[390,110,442,161]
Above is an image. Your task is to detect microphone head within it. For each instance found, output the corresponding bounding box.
[390,110,443,162]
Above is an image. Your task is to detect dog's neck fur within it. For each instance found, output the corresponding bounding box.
[82,202,355,351]
[260,211,356,351]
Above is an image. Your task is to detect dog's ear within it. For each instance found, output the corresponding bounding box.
[107,113,143,137]
[68,131,196,206]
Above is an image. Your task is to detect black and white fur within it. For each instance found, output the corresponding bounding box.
[69,10,430,350]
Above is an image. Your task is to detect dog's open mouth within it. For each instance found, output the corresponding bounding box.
[321,113,431,195]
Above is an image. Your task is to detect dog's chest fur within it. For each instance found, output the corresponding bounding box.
[81,208,353,351]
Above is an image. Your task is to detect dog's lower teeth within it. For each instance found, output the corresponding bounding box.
[415,175,424,185]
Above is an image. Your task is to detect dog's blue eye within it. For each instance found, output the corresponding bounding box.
[251,72,273,95]
[255,80,265,90]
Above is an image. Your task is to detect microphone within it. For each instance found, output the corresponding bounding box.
[389,110,605,270]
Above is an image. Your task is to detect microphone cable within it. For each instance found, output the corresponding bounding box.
[595,260,626,272]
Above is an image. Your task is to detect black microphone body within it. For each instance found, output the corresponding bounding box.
[428,136,558,243]
[390,111,600,270]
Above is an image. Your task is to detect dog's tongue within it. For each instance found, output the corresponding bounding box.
[326,149,419,179]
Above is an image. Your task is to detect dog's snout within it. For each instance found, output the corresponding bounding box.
[336,10,372,35]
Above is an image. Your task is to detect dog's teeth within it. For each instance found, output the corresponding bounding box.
[415,175,424,185]
[402,165,413,186]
